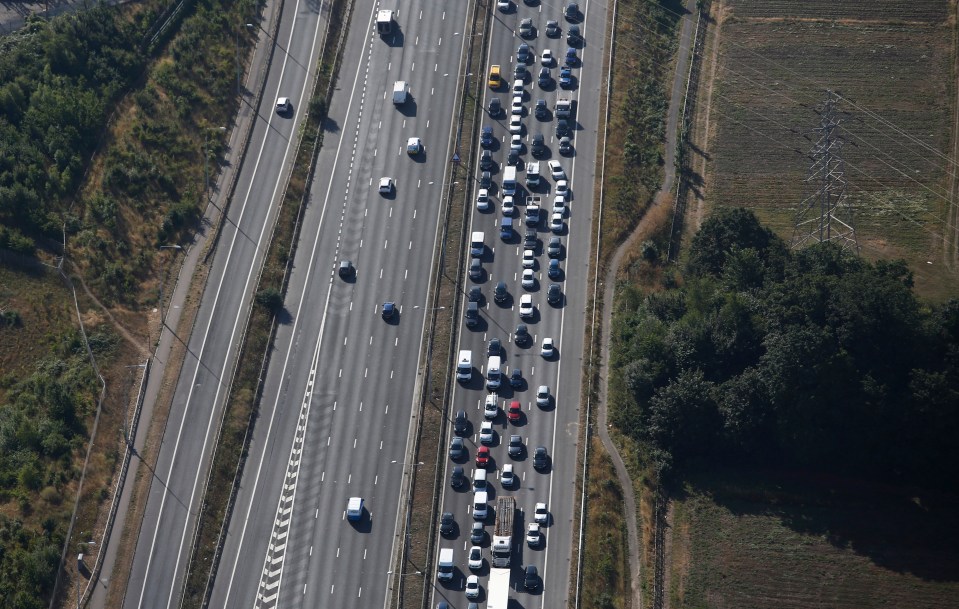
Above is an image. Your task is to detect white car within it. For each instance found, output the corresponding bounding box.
[526,522,540,546]
[502,195,515,216]
[378,177,394,194]
[469,546,483,570]
[541,337,554,358]
[275,96,292,114]
[509,114,523,134]
[522,249,535,268]
[519,294,534,318]
[552,195,567,216]
[536,385,550,407]
[540,49,554,66]
[555,179,569,198]
[510,134,523,153]
[484,394,498,419]
[502,463,515,487]
[476,188,491,211]
[522,268,535,290]
[534,502,548,524]
[480,420,494,444]
[406,137,423,156]
[548,159,565,180]
[511,95,524,115]
[466,575,480,599]
[550,211,564,233]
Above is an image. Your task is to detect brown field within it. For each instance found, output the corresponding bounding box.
[669,467,959,609]
[695,0,959,299]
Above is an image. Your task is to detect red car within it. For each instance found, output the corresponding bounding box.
[476,446,491,468]
[508,400,522,423]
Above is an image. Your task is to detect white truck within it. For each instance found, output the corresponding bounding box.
[525,195,542,225]
[526,161,541,187]
[376,9,394,34]
[392,80,409,105]
[555,97,573,119]
[491,496,515,567]
[486,567,511,609]
[437,548,454,581]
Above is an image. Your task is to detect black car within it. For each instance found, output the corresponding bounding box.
[454,409,468,435]
[338,259,355,279]
[481,126,495,147]
[564,2,579,21]
[480,149,495,171]
[515,324,530,346]
[534,99,549,120]
[494,281,509,304]
[545,19,560,37]
[489,97,502,116]
[508,434,524,457]
[533,445,548,469]
[547,283,562,305]
[450,436,465,460]
[567,24,581,46]
[469,286,483,303]
[451,465,465,488]
[524,565,540,590]
[524,226,538,250]
[548,258,562,280]
[531,133,546,157]
[382,301,396,319]
[440,511,455,536]
[488,337,501,356]
[507,149,519,166]
[556,119,571,137]
[559,136,573,155]
[480,171,492,188]
[510,367,523,388]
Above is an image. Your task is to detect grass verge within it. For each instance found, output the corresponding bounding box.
[178,0,348,604]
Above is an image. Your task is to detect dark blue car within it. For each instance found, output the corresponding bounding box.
[481,126,494,147]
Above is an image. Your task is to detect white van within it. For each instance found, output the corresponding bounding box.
[437,548,454,581]
[473,468,488,490]
[346,497,363,521]
[486,355,502,390]
[502,166,517,196]
[473,491,489,520]
[392,81,409,105]
[456,350,472,382]
[470,231,485,257]
[526,161,541,187]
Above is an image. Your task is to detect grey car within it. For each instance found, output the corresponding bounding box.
[538,67,551,88]
[450,436,466,460]
[470,521,485,544]
[508,434,524,457]
[533,446,548,469]
[547,236,562,258]
[494,281,509,304]
[515,323,530,346]
[559,136,573,155]
[451,465,465,488]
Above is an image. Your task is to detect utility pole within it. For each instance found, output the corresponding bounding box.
[792,90,859,253]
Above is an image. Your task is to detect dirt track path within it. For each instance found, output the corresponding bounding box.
[592,1,699,608]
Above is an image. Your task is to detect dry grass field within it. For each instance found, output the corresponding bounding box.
[669,467,959,609]
[694,0,959,299]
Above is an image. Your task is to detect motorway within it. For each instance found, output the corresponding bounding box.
[432,0,608,607]
[207,0,471,607]
[121,1,329,608]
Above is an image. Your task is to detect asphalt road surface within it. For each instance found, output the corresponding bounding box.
[207,0,471,607]
[431,0,609,607]
[121,3,328,607]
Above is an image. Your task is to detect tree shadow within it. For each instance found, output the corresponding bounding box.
[676,466,959,582]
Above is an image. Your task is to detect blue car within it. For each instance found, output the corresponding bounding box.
[565,47,578,66]
[559,67,572,88]
[481,126,494,147]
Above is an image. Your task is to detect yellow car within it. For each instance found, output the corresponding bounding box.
[488,65,502,89]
